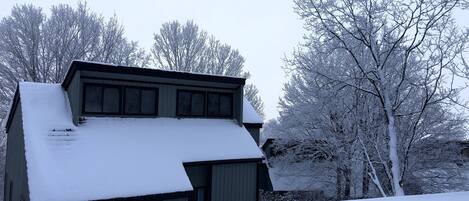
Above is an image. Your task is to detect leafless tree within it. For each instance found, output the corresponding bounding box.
[291,0,469,196]
[0,3,150,198]
[151,21,264,117]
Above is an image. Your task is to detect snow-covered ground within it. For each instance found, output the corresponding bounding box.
[348,191,469,201]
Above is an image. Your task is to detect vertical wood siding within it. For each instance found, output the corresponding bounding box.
[5,103,30,201]
[66,71,81,124]
[211,163,257,201]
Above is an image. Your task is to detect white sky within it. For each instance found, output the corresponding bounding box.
[1,1,468,120]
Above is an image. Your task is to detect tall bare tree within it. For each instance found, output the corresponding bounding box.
[0,3,149,118]
[0,3,150,199]
[152,21,264,118]
[268,0,469,198]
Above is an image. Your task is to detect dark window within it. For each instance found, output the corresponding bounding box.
[124,88,140,114]
[84,85,102,113]
[177,90,205,116]
[207,92,232,117]
[103,88,120,113]
[141,89,157,114]
[124,87,158,115]
[84,84,120,114]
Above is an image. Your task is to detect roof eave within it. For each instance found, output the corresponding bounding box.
[243,123,263,129]
[4,86,20,132]
[62,60,246,89]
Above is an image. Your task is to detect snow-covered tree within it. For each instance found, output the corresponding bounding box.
[0,2,149,116]
[0,3,150,199]
[151,20,264,118]
[269,0,469,198]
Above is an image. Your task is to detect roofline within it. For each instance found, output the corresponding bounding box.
[183,158,262,166]
[62,60,246,88]
[4,86,20,132]
[243,123,263,129]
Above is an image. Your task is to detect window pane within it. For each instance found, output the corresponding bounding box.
[177,91,191,115]
[125,88,140,114]
[207,93,219,116]
[103,87,120,113]
[191,93,205,116]
[141,89,156,114]
[219,94,232,116]
[84,85,102,113]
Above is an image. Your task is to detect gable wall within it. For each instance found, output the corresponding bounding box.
[185,162,259,201]
[66,70,81,124]
[211,162,257,201]
[5,102,30,201]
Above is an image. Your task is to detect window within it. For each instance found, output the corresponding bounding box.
[177,90,206,116]
[83,84,159,116]
[177,90,233,118]
[84,84,121,114]
[124,87,158,115]
[207,92,233,117]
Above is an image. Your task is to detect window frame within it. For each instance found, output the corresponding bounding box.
[206,92,233,118]
[123,86,159,116]
[82,83,122,115]
[82,83,159,116]
[176,90,207,117]
[176,90,234,118]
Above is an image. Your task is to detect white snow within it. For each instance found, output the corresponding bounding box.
[348,191,469,201]
[243,98,263,124]
[19,82,263,201]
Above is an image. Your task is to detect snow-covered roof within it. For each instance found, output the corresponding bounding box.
[19,82,263,201]
[243,98,263,124]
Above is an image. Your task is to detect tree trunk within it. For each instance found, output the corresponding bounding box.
[362,153,369,198]
[336,165,343,200]
[344,167,352,199]
[382,92,405,196]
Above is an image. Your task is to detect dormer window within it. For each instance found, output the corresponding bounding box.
[83,84,121,114]
[176,90,233,118]
[83,84,158,116]
[124,87,158,115]
[207,92,233,117]
[177,90,205,116]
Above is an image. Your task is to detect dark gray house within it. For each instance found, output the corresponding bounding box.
[4,60,271,201]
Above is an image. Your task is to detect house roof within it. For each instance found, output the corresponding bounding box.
[62,60,246,89]
[242,98,263,125]
[18,82,263,201]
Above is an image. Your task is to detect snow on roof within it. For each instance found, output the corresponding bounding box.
[19,82,263,201]
[243,98,263,124]
[349,191,469,201]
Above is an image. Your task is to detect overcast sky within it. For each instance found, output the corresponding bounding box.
[1,1,468,120]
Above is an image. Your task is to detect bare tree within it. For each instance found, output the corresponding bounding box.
[291,0,469,196]
[151,20,264,117]
[0,3,150,199]
[0,3,149,117]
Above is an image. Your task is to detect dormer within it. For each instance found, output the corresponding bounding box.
[61,60,261,130]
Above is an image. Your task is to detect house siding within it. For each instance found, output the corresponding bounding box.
[185,165,210,188]
[66,70,81,124]
[5,102,30,201]
[211,163,257,201]
[245,127,260,145]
